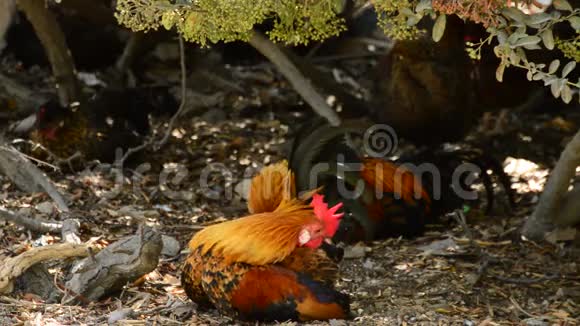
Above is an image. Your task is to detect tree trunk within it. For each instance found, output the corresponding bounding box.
[522,128,580,240]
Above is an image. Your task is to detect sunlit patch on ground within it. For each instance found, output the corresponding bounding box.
[503,157,550,194]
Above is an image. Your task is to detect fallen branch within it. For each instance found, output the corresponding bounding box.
[62,226,162,304]
[0,207,62,233]
[248,31,341,126]
[522,128,580,241]
[0,243,91,294]
[0,145,69,212]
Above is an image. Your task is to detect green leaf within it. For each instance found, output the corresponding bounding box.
[497,31,508,45]
[551,79,564,98]
[509,49,521,65]
[554,0,573,11]
[527,70,534,81]
[400,7,415,16]
[161,11,177,30]
[562,61,576,78]
[432,14,446,42]
[507,32,526,45]
[533,72,545,81]
[526,13,552,25]
[541,29,554,50]
[569,17,580,31]
[514,35,542,47]
[561,85,573,104]
[415,0,432,13]
[523,43,542,50]
[407,15,421,26]
[549,59,561,74]
[502,7,526,23]
[543,75,558,86]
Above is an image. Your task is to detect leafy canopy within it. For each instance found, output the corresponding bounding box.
[115,0,580,103]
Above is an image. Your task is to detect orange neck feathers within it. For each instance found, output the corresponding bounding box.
[189,200,320,265]
[248,160,296,214]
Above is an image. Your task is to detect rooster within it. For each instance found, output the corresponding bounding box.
[288,117,515,243]
[180,161,350,322]
[30,87,176,163]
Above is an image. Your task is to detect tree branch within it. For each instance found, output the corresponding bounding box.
[16,0,80,106]
[248,31,341,126]
[0,243,91,294]
[0,207,63,233]
[0,145,69,212]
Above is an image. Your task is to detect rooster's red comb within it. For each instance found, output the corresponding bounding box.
[310,194,343,237]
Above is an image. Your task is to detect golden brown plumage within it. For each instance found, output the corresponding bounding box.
[180,162,349,322]
[247,160,296,214]
[189,200,322,266]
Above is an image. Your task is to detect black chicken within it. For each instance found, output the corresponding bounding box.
[30,87,176,163]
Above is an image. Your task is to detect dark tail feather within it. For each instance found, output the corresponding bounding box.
[398,147,515,216]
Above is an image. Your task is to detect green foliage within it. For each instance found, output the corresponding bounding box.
[268,0,346,44]
[476,3,580,104]
[372,0,423,40]
[556,34,580,62]
[115,0,580,103]
[371,0,580,104]
[115,0,346,46]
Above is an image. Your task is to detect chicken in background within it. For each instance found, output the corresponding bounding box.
[288,117,515,244]
[29,86,177,164]
[371,11,577,145]
[180,161,350,322]
[371,14,482,145]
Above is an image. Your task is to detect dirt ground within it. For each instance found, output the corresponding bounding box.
[1,43,580,325]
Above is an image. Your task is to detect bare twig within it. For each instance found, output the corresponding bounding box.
[0,207,62,233]
[117,138,154,168]
[451,209,476,247]
[508,297,541,319]
[0,243,91,294]
[156,36,187,150]
[248,31,341,126]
